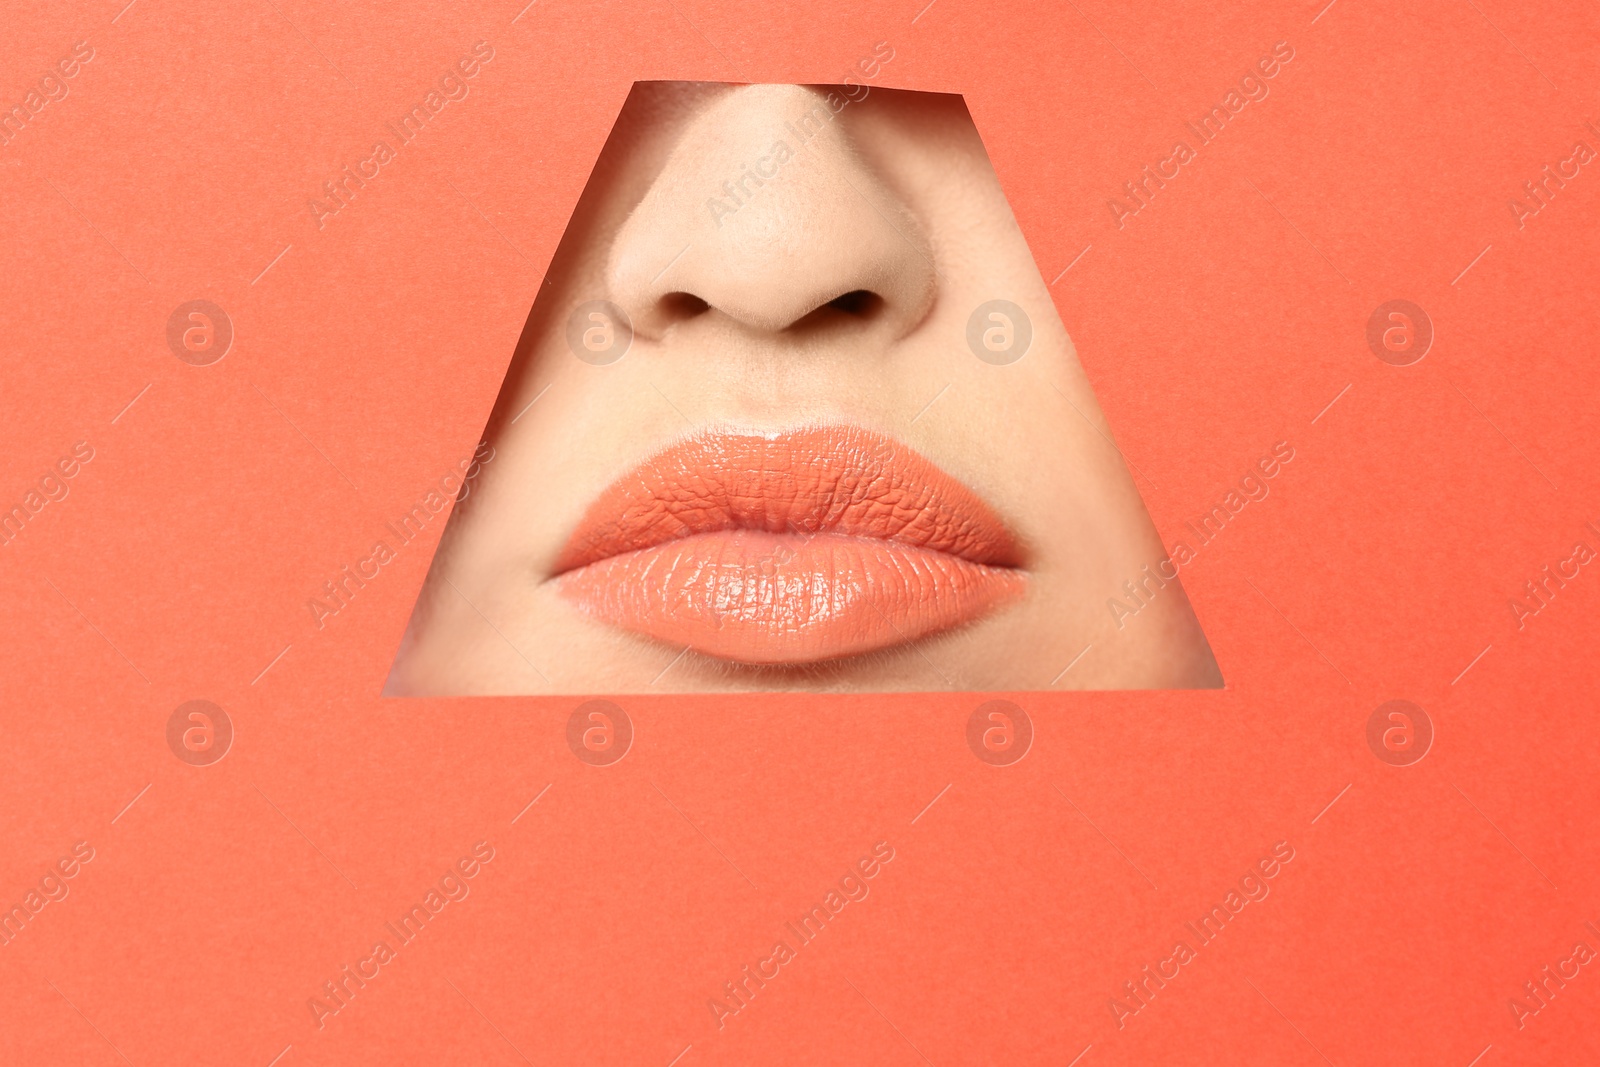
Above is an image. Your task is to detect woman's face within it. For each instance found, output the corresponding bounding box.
[389,81,1221,693]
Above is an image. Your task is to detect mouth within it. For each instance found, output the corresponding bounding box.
[550,425,1027,665]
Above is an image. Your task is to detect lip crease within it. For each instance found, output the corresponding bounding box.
[552,425,1027,665]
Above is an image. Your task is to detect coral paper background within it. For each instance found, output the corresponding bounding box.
[3,0,1599,1064]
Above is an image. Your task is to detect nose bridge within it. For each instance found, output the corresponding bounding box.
[606,83,936,338]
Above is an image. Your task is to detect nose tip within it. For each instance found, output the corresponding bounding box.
[606,84,937,339]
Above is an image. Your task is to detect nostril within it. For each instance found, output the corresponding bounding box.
[826,290,881,317]
[651,288,887,335]
[657,292,711,324]
[783,290,886,334]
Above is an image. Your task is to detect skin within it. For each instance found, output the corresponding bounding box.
[387,81,1222,693]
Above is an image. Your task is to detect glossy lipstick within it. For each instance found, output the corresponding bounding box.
[552,426,1026,664]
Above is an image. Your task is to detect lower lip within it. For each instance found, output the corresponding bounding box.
[557,528,1026,665]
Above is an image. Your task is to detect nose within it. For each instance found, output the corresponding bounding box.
[606,84,937,339]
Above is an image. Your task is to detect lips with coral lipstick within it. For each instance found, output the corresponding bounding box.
[550,425,1027,665]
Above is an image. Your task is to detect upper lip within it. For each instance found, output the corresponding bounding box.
[551,425,1024,575]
